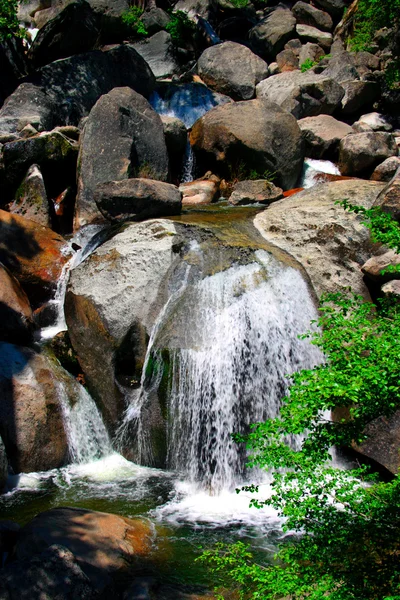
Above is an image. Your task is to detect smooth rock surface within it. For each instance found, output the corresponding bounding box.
[371,157,400,182]
[353,112,392,132]
[296,23,332,50]
[132,31,178,79]
[179,178,219,205]
[298,114,352,159]
[189,99,304,190]
[254,179,386,298]
[339,132,397,177]
[229,179,283,205]
[75,87,168,228]
[198,41,269,100]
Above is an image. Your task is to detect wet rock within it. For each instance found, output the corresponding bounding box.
[249,8,297,61]
[339,132,397,177]
[0,438,8,492]
[1,130,78,200]
[28,0,101,68]
[361,250,400,284]
[198,41,268,100]
[381,280,400,296]
[298,114,352,159]
[15,508,154,590]
[370,157,400,182]
[140,7,171,36]
[0,544,96,600]
[298,42,325,67]
[95,179,182,222]
[65,220,179,429]
[296,24,332,50]
[254,179,386,298]
[373,167,400,221]
[179,178,219,205]
[292,1,333,31]
[229,180,283,205]
[8,164,50,227]
[75,87,168,229]
[0,209,72,305]
[0,342,70,473]
[0,45,155,136]
[340,80,380,115]
[353,112,393,133]
[189,99,303,190]
[0,264,34,345]
[276,49,299,72]
[132,31,178,80]
[256,70,344,119]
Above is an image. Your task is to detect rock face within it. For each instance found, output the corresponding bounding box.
[229,180,283,205]
[256,70,344,119]
[189,99,304,190]
[0,343,69,473]
[249,9,297,61]
[198,41,269,101]
[132,31,178,79]
[0,45,155,136]
[0,209,72,304]
[8,164,50,228]
[339,132,397,177]
[65,220,179,429]
[15,508,154,587]
[254,179,386,298]
[95,179,182,222]
[298,115,352,159]
[75,87,169,229]
[0,264,34,345]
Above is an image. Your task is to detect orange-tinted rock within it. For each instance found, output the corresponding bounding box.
[179,178,219,205]
[283,187,304,197]
[0,209,72,304]
[0,263,34,344]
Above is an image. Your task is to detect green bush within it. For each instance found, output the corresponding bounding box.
[165,10,196,45]
[121,6,148,37]
[0,0,25,41]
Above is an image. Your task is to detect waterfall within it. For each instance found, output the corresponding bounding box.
[122,249,321,493]
[299,158,341,189]
[57,378,113,464]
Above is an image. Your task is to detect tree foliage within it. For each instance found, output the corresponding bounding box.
[0,0,24,41]
[121,6,148,37]
[200,208,400,599]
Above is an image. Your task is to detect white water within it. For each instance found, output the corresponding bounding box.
[299,158,341,189]
[121,249,322,494]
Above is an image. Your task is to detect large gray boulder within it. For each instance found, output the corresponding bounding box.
[75,87,169,229]
[0,45,155,136]
[254,179,386,298]
[292,1,333,31]
[339,132,397,177]
[298,114,352,159]
[189,99,304,190]
[256,70,344,119]
[296,24,332,50]
[95,179,182,222]
[198,41,269,101]
[249,9,296,61]
[132,31,178,79]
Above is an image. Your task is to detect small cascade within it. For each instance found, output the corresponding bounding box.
[299,158,341,189]
[122,248,322,494]
[57,378,112,464]
[181,142,196,183]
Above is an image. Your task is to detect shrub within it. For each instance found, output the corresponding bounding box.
[121,6,148,37]
[0,0,26,40]
[165,10,196,46]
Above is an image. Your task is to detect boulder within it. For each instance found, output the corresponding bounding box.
[0,437,8,492]
[198,41,268,101]
[298,42,325,67]
[0,45,155,136]
[296,24,332,50]
[0,544,95,600]
[353,112,393,133]
[0,342,70,473]
[75,87,168,229]
[65,220,179,429]
[0,209,72,304]
[249,9,297,61]
[132,31,178,80]
[371,157,400,182]
[340,80,380,115]
[229,179,283,205]
[0,264,34,345]
[254,179,386,298]
[292,1,333,31]
[161,115,187,162]
[298,114,352,159]
[351,50,380,75]
[28,0,101,68]
[95,179,182,222]
[8,164,50,227]
[1,130,79,199]
[361,250,400,283]
[381,280,400,296]
[276,49,299,73]
[140,7,171,36]
[189,99,304,190]
[322,50,359,83]
[15,508,154,588]
[285,38,303,55]
[357,411,400,475]
[174,0,215,21]
[373,167,400,221]
[179,178,219,205]
[313,0,347,18]
[339,132,397,177]
[256,70,344,119]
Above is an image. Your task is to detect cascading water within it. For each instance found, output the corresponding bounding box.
[299,158,341,188]
[120,248,322,494]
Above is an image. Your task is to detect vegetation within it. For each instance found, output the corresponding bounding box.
[0,0,25,41]
[165,10,196,46]
[200,207,400,599]
[121,6,148,37]
[300,55,329,73]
